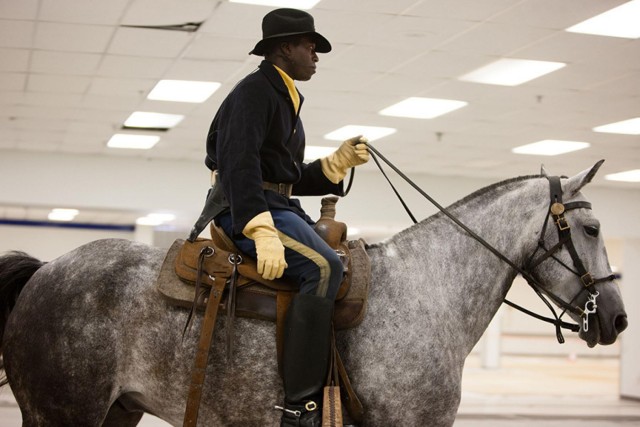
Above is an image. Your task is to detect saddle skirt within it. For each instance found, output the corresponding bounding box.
[156,236,371,331]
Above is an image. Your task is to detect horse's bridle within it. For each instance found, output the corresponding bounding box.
[521,176,616,339]
[365,142,615,342]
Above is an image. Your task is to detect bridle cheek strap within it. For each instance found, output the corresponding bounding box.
[523,176,615,338]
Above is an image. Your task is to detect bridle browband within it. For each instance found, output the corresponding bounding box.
[365,143,615,343]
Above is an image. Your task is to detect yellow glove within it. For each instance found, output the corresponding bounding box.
[321,136,370,184]
[242,211,287,280]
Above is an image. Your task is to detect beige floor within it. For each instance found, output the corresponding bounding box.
[1,354,639,426]
[456,354,640,426]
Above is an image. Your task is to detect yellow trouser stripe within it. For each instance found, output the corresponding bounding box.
[277,231,331,297]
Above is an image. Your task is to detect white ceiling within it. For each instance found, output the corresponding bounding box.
[0,0,639,226]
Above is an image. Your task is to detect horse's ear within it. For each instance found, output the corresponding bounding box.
[540,164,548,176]
[564,160,605,196]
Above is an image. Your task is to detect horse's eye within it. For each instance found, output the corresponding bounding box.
[584,225,599,237]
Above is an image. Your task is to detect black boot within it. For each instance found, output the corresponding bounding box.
[279,294,333,427]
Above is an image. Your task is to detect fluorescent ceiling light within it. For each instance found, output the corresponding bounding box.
[107,134,160,150]
[147,213,176,222]
[605,169,640,183]
[379,97,468,119]
[229,0,320,8]
[136,212,176,226]
[304,145,335,160]
[512,140,590,156]
[459,59,566,86]
[324,125,397,142]
[48,208,79,221]
[136,216,164,226]
[147,80,221,103]
[124,112,184,129]
[593,117,640,135]
[566,0,640,39]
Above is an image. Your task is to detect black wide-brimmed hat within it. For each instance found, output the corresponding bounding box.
[249,8,331,56]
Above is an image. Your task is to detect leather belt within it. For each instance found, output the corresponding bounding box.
[263,182,293,198]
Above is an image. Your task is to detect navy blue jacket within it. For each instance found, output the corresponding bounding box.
[205,60,343,236]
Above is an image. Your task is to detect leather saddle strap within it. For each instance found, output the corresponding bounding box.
[335,343,364,424]
[182,246,214,339]
[275,290,293,376]
[226,255,240,362]
[183,274,227,427]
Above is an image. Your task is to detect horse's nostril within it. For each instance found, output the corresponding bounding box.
[615,314,628,333]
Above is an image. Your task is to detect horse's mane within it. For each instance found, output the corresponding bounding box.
[370,174,543,247]
[443,173,542,212]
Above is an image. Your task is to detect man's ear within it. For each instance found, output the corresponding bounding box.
[279,41,292,58]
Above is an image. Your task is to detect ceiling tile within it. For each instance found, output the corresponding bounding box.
[0,0,38,19]
[197,2,264,39]
[0,73,27,90]
[0,19,35,48]
[311,9,394,45]
[121,0,215,26]
[82,94,140,110]
[355,15,478,53]
[438,22,556,56]
[58,142,106,155]
[0,48,30,72]
[34,22,114,53]
[588,73,640,97]
[66,120,117,136]
[319,0,425,15]
[88,76,155,97]
[184,35,253,61]
[514,31,630,64]
[107,27,192,58]
[0,91,25,105]
[406,0,522,21]
[39,0,131,25]
[23,92,84,108]
[325,43,416,74]
[393,51,493,80]
[30,51,102,76]
[97,55,172,78]
[164,59,245,81]
[27,74,92,94]
[488,0,630,29]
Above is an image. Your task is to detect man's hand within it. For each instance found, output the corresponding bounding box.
[321,135,370,184]
[243,211,287,280]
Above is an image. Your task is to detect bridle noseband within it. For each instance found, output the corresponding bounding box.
[365,142,616,343]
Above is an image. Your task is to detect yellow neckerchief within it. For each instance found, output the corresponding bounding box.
[274,64,300,114]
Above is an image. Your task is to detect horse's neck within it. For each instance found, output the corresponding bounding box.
[368,177,546,354]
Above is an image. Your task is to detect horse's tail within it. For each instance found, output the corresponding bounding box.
[0,251,45,387]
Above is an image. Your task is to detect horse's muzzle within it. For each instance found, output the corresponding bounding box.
[615,313,628,335]
[597,312,628,346]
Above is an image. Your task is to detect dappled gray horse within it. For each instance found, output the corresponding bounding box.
[0,161,627,426]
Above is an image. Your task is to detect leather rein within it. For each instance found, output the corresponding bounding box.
[365,143,615,342]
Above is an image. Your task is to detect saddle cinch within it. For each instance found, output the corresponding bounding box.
[156,196,370,424]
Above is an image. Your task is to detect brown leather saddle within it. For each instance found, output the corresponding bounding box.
[156,197,370,425]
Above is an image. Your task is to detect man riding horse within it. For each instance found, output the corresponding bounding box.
[202,8,369,426]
